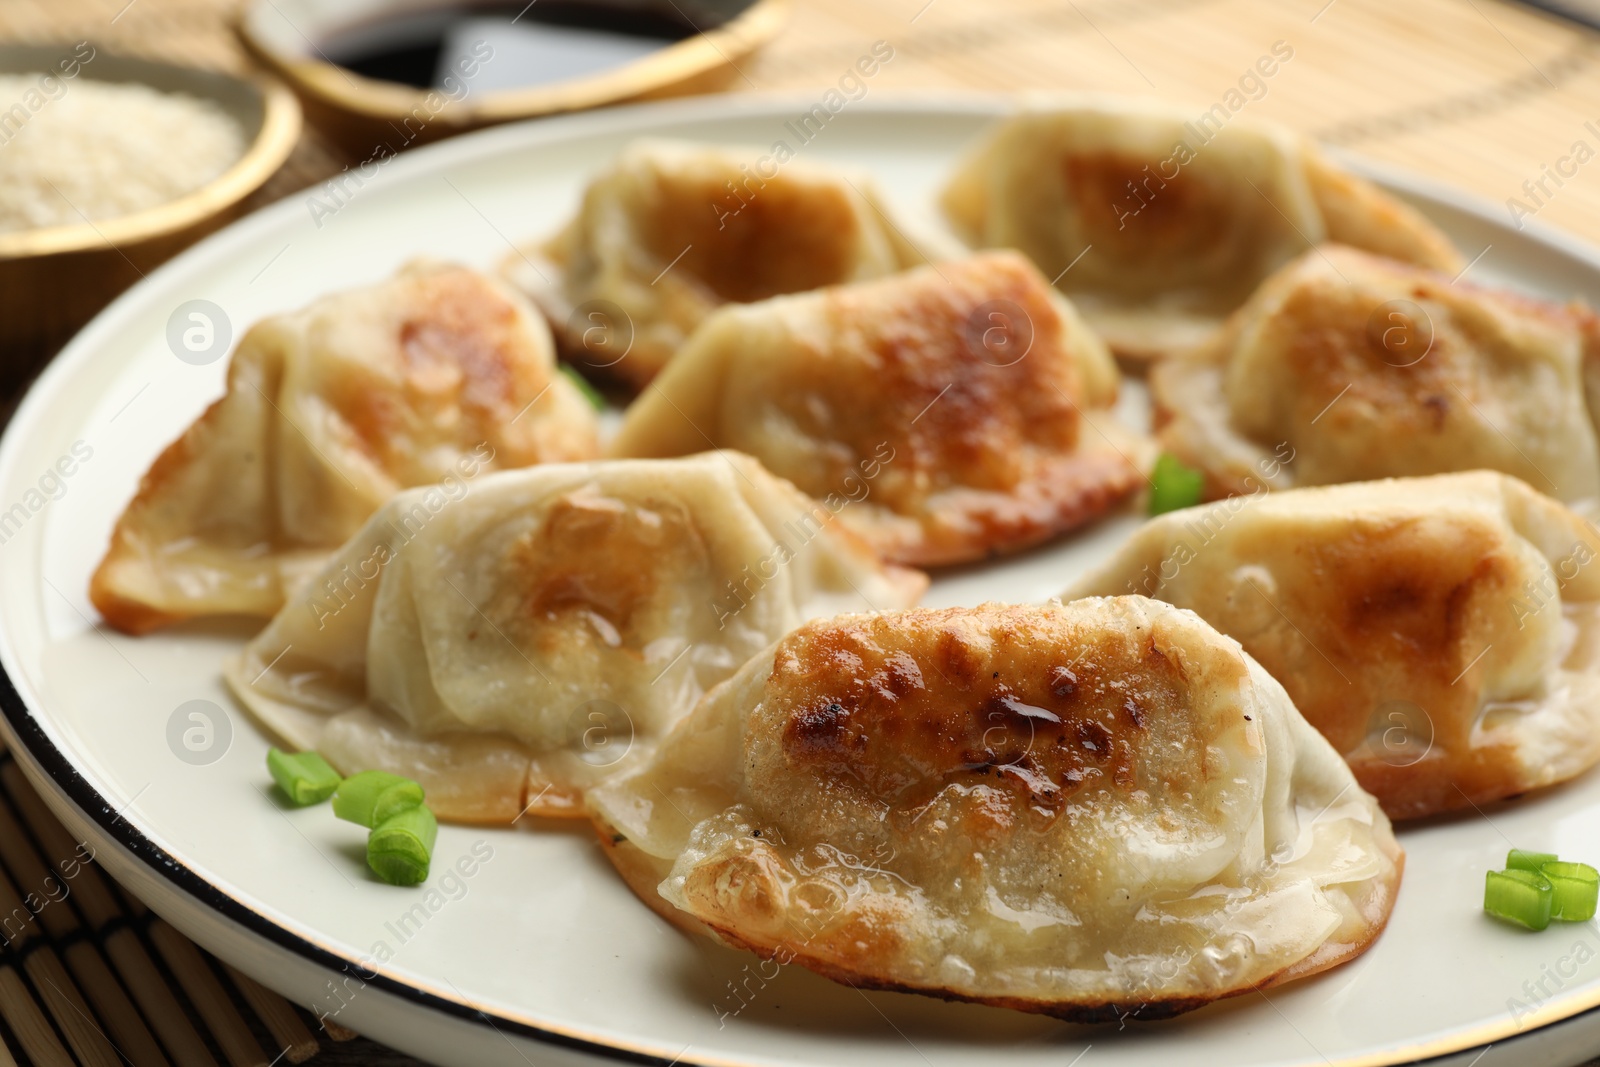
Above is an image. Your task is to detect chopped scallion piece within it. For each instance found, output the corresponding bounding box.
[1541,861,1599,922]
[559,365,607,411]
[1507,849,1558,873]
[332,771,425,829]
[1148,453,1205,515]
[367,806,437,886]
[1485,868,1553,930]
[266,749,342,807]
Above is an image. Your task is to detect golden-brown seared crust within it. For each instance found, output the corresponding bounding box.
[1066,471,1600,820]
[771,604,1230,814]
[1243,511,1524,818]
[782,254,1141,565]
[610,251,1146,566]
[877,449,1143,566]
[327,265,599,472]
[776,253,1108,496]
[629,172,864,305]
[1152,245,1600,504]
[1055,149,1261,306]
[91,261,600,634]
[939,104,1463,366]
[511,141,949,391]
[92,445,193,634]
[87,579,182,637]
[589,600,1401,1021]
[502,490,700,652]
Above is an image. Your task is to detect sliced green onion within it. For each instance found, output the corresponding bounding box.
[559,365,607,411]
[266,749,342,807]
[367,806,437,886]
[1148,453,1205,515]
[1485,868,1554,930]
[1541,861,1599,922]
[1507,849,1559,873]
[332,771,425,829]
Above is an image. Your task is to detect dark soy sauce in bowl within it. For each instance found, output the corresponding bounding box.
[319,1,753,91]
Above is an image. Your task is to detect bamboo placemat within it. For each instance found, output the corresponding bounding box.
[0,741,389,1066]
[3,0,1600,1064]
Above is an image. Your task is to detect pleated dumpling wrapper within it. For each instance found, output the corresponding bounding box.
[1065,472,1600,819]
[91,261,601,635]
[1152,245,1600,504]
[608,251,1148,566]
[588,599,1402,1021]
[941,97,1462,362]
[501,139,957,389]
[226,452,928,823]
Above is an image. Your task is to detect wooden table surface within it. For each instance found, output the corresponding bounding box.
[4,0,1600,1063]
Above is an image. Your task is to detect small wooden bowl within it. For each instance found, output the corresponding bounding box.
[237,0,788,152]
[0,45,301,382]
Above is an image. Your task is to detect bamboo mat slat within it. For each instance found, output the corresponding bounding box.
[2,1,1600,1064]
[0,745,428,1066]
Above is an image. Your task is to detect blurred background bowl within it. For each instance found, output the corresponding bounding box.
[237,0,788,153]
[0,44,300,385]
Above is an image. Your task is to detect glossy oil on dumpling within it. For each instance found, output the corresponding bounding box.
[501,139,954,389]
[1065,472,1600,819]
[91,261,601,634]
[941,98,1462,361]
[588,599,1402,1020]
[608,251,1146,566]
[225,452,928,823]
[1153,245,1600,503]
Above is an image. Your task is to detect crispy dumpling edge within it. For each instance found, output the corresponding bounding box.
[589,599,1403,1022]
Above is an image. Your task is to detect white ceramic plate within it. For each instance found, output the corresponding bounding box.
[7,95,1600,1067]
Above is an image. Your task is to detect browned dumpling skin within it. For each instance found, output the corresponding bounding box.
[589,599,1402,1022]
[1065,472,1600,819]
[227,453,928,823]
[941,100,1462,363]
[501,140,954,389]
[1152,245,1600,504]
[91,261,600,634]
[608,251,1148,566]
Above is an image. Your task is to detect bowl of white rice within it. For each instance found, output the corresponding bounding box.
[0,43,300,369]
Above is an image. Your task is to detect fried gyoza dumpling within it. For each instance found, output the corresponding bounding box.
[1064,472,1600,819]
[608,251,1146,566]
[225,453,927,823]
[91,261,601,635]
[1152,245,1600,503]
[588,599,1402,1020]
[501,139,954,389]
[941,99,1462,361]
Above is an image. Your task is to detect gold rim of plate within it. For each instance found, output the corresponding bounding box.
[0,70,302,261]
